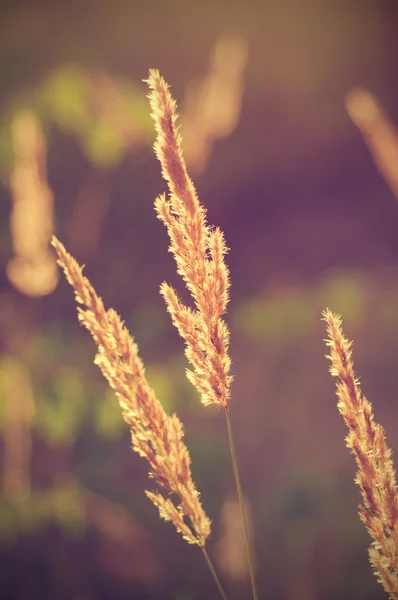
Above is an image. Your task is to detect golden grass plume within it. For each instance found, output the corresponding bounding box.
[145,69,258,600]
[323,308,398,598]
[144,69,232,409]
[51,236,211,547]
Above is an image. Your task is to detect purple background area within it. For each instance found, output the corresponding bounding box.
[1,1,398,599]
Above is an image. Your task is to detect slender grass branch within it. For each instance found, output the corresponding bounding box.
[145,70,256,599]
[201,546,228,600]
[225,405,258,600]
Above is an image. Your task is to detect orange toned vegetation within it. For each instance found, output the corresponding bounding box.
[51,68,258,600]
[324,309,398,598]
[145,69,232,410]
[52,68,398,600]
[52,236,210,549]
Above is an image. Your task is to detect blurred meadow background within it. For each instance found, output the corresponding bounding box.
[1,1,398,599]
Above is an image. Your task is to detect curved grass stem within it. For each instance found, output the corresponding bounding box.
[224,405,258,600]
[201,546,228,600]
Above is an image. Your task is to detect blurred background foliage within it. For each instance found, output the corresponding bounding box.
[1,1,398,599]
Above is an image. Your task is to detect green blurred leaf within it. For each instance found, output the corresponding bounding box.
[234,288,316,342]
[35,367,86,444]
[46,478,85,537]
[36,64,91,133]
[81,117,123,167]
[0,480,85,542]
[92,389,125,439]
[0,496,37,542]
[0,356,35,430]
[0,63,154,178]
[130,304,167,346]
[235,272,369,343]
[0,116,14,180]
[146,363,176,413]
[320,271,366,325]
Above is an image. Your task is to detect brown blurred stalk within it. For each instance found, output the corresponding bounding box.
[346,88,398,201]
[1,358,35,498]
[7,110,58,296]
[181,35,248,174]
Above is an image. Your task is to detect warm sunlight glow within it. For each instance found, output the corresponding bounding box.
[7,110,58,296]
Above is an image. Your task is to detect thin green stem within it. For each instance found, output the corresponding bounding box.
[224,405,258,600]
[201,545,228,600]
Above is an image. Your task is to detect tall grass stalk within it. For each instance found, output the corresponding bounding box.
[145,69,258,600]
[51,237,227,599]
[323,309,398,598]
[201,546,229,600]
[225,405,258,600]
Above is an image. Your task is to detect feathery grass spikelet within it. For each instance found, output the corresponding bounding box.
[51,236,211,547]
[145,70,258,600]
[144,68,232,408]
[323,309,398,598]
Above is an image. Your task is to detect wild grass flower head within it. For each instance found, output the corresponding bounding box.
[323,309,398,598]
[52,236,211,547]
[145,69,232,408]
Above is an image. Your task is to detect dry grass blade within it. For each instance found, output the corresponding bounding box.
[323,308,398,598]
[51,236,211,547]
